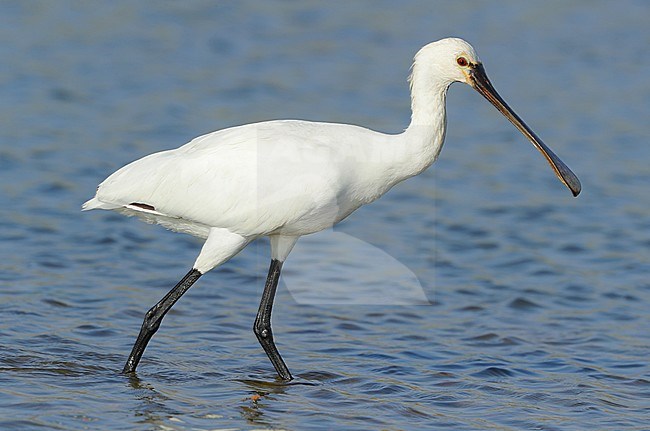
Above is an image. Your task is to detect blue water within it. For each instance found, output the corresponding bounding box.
[1,1,649,430]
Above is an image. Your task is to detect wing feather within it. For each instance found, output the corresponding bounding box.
[85,120,384,237]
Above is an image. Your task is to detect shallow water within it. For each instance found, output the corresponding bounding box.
[1,1,649,430]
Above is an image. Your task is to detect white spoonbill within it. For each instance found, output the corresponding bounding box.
[83,38,581,381]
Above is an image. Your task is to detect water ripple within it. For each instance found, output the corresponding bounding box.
[1,1,649,430]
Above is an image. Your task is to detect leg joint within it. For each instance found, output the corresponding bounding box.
[253,320,272,340]
[143,307,161,332]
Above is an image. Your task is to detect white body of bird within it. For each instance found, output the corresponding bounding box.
[83,121,439,243]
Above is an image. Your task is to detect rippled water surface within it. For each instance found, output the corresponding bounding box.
[1,1,649,430]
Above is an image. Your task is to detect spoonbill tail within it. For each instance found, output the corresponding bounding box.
[83,38,581,381]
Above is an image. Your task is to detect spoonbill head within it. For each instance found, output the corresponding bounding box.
[411,38,581,196]
[410,37,481,86]
[83,38,580,381]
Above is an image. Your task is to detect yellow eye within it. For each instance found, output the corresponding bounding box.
[456,56,469,67]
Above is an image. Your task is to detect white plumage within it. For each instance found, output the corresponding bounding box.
[83,38,580,380]
[84,120,436,250]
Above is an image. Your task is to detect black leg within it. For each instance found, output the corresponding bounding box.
[122,268,202,373]
[253,259,292,381]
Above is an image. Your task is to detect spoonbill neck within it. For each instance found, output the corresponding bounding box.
[408,72,451,128]
[398,70,451,176]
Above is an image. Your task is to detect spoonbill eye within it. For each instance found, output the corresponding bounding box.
[456,56,469,67]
